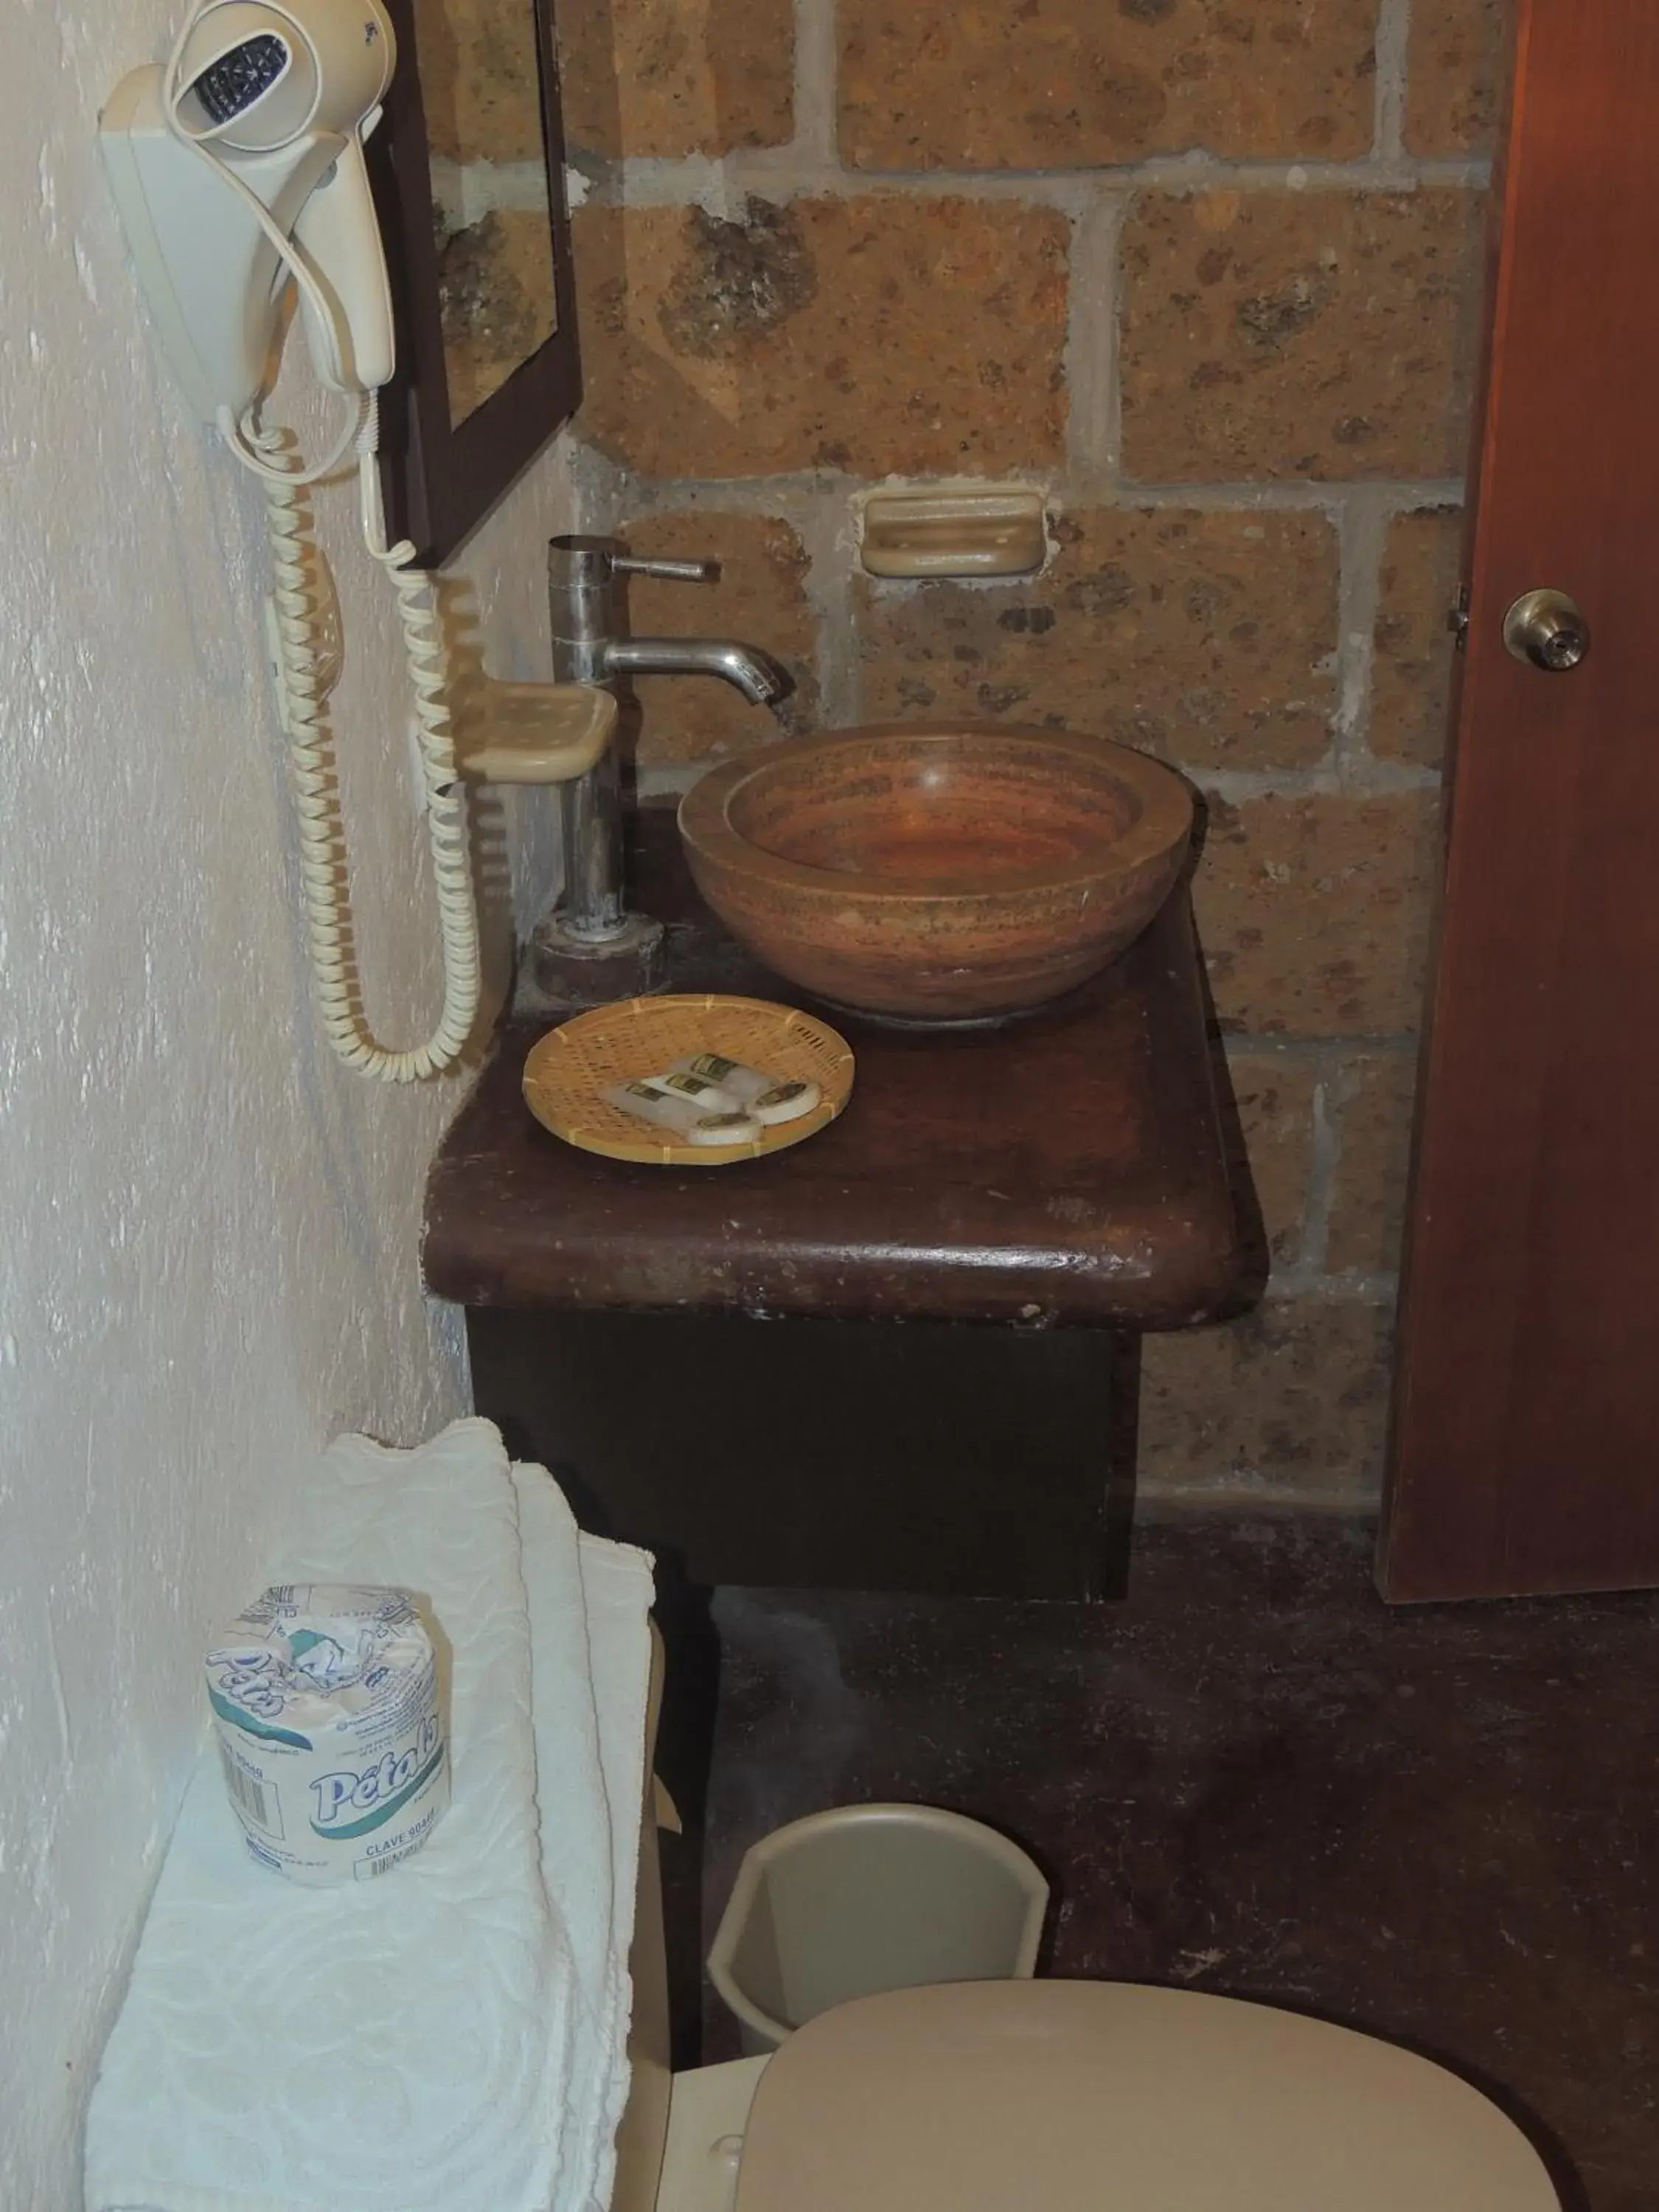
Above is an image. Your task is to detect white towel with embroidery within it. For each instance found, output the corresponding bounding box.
[84,1418,655,2212]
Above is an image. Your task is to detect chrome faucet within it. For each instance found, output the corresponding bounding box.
[529,534,793,1002]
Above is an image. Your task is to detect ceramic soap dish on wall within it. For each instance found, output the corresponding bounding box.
[858,487,1047,578]
[524,995,854,1166]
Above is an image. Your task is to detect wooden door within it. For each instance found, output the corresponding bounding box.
[1380,0,1659,1601]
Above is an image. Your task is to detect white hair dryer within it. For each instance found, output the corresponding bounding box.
[100,1,483,1084]
[101,0,395,429]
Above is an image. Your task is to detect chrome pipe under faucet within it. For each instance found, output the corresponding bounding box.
[526,535,793,1006]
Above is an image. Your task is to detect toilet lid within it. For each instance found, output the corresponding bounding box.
[733,1981,1560,2211]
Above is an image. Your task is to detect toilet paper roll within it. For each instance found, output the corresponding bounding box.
[205,1585,449,1886]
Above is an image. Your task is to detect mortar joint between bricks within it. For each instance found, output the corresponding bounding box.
[594,153,1492,212]
[768,474,1460,565]
[789,0,841,167]
[1200,757,1444,802]
[1317,1269,1404,1304]
[1224,1032,1419,1059]
[1372,0,1413,162]
[1106,479,1464,516]
[1256,1260,1329,1299]
[567,440,631,536]
[1330,488,1391,774]
[1135,1479,1377,1514]
[796,486,863,728]
[683,470,1397,562]
[1297,1049,1346,1278]
[596,468,867,515]
[1068,190,1127,479]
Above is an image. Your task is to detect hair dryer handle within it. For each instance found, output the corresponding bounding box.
[291,129,394,394]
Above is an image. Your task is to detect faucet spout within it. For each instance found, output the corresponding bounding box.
[602,636,794,709]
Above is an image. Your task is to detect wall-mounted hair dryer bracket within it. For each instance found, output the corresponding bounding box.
[100,66,338,424]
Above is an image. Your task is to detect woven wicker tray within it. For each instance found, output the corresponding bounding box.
[523,994,855,1166]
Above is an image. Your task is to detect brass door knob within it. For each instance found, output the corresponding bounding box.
[1503,588,1590,672]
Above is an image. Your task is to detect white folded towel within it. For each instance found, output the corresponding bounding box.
[516,1466,654,2212]
[84,1419,655,2212]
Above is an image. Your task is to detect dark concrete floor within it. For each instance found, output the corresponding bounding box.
[689,1517,1659,2211]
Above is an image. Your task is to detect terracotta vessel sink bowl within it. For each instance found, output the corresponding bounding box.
[678,721,1194,1024]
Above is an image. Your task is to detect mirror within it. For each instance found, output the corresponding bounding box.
[415,0,560,425]
[372,0,580,564]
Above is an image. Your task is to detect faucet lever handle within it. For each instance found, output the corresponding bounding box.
[612,554,719,585]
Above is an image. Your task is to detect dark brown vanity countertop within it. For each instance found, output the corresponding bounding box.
[423,813,1244,1329]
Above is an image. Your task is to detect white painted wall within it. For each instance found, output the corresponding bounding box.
[1,5,577,2199]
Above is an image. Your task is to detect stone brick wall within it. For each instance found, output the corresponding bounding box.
[556,0,1508,1508]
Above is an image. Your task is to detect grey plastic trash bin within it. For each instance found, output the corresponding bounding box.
[707,1803,1050,2052]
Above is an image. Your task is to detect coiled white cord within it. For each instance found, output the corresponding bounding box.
[260,414,481,1082]
[159,10,480,1079]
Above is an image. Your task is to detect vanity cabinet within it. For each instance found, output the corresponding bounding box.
[424,814,1245,1597]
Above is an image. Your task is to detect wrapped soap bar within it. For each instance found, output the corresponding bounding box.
[603,1079,760,1146]
[669,1052,821,1126]
[643,1068,744,1112]
[205,1585,448,1886]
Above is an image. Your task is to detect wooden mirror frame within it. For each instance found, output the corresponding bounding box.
[369,0,582,566]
